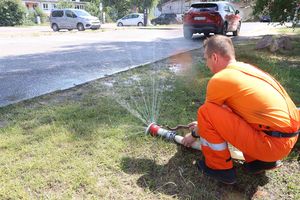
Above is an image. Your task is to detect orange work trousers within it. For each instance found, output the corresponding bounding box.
[197,102,298,170]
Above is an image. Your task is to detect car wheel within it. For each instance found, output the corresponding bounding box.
[52,23,59,32]
[204,32,210,37]
[137,22,143,26]
[152,21,156,26]
[77,23,85,31]
[68,29,72,31]
[183,28,193,39]
[117,22,123,27]
[233,22,241,36]
[219,22,227,35]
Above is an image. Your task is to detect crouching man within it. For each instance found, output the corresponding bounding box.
[182,35,299,184]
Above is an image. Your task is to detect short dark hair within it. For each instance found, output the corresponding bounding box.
[203,35,235,59]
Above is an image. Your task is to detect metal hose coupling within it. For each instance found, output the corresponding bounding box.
[145,123,176,141]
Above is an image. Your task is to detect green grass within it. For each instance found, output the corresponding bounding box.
[0,35,299,199]
[276,26,300,35]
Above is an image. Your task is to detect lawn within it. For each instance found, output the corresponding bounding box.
[0,33,299,199]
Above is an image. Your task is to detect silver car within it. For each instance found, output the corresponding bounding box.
[50,9,101,31]
[116,13,144,26]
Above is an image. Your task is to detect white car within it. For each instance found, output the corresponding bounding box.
[116,13,144,26]
[50,9,101,31]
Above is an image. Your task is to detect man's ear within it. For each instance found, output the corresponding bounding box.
[211,53,218,62]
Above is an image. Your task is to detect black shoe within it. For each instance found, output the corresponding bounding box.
[243,160,282,174]
[196,160,236,185]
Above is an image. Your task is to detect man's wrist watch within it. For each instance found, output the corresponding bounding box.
[191,130,200,138]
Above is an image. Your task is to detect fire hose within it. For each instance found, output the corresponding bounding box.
[145,122,245,160]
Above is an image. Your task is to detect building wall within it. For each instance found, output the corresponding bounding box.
[22,0,87,15]
[161,0,185,14]
[161,0,232,14]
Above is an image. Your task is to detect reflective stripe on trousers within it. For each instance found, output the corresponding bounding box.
[200,137,228,151]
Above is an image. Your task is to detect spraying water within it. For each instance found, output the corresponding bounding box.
[113,73,164,126]
[109,40,196,127]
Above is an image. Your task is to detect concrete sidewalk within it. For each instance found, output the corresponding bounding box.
[0,23,182,38]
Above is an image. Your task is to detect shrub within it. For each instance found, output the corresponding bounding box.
[57,0,73,9]
[0,0,26,26]
[85,2,100,18]
[24,11,36,25]
[253,0,299,27]
[34,7,48,23]
[23,7,48,25]
[104,6,118,22]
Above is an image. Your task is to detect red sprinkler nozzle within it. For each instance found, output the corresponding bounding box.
[145,122,160,136]
[146,123,177,141]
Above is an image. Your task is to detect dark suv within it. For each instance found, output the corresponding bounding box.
[151,13,179,25]
[183,2,241,39]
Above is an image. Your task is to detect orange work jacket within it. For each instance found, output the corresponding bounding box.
[206,62,299,133]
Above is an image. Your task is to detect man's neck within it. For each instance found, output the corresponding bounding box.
[227,59,237,66]
[215,59,237,73]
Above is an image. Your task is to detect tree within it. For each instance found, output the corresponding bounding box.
[130,0,157,12]
[156,0,169,11]
[102,0,131,20]
[85,0,130,21]
[85,0,101,17]
[253,0,299,27]
[0,0,26,26]
[101,0,157,21]
[57,0,73,9]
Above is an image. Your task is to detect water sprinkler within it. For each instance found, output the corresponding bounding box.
[145,123,244,160]
[146,122,203,150]
[146,122,176,140]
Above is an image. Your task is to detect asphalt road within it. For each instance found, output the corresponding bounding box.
[0,22,278,107]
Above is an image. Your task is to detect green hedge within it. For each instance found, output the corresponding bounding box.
[0,0,26,26]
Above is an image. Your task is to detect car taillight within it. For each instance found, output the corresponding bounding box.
[183,13,192,22]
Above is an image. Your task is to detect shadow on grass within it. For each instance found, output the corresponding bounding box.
[121,146,269,199]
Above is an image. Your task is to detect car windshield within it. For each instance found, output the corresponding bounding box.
[73,10,91,17]
[190,3,218,12]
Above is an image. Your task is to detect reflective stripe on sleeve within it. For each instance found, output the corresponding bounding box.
[200,137,228,151]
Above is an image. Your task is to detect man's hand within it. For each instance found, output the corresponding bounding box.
[182,133,197,147]
[188,121,198,131]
